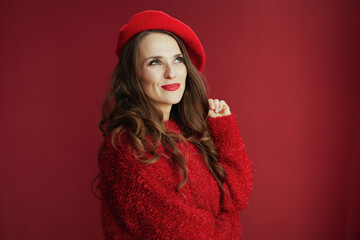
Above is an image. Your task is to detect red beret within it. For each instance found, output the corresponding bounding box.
[115,10,205,72]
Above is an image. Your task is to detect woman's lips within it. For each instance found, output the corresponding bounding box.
[161,83,180,91]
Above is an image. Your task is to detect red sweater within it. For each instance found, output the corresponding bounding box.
[99,114,253,239]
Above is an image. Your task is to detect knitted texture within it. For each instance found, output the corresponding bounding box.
[99,114,253,239]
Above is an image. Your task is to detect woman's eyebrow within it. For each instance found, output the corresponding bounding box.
[145,53,183,61]
[146,56,161,60]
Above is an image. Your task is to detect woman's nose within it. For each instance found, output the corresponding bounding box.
[164,64,176,79]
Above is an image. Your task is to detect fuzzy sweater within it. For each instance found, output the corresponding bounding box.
[99,114,253,240]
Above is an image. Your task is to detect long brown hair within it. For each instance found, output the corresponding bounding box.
[99,30,226,194]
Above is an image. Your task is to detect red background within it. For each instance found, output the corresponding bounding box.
[1,0,359,239]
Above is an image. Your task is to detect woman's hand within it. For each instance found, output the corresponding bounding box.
[208,99,231,118]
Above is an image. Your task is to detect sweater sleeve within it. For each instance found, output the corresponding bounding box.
[207,113,253,212]
[99,134,241,240]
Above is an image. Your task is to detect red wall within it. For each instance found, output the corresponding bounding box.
[1,0,359,239]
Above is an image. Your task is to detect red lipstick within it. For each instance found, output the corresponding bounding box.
[161,83,180,91]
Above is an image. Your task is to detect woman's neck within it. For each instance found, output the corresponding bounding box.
[159,105,172,121]
[162,110,170,121]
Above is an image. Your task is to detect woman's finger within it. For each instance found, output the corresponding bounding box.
[219,100,225,110]
[208,98,215,110]
[219,100,231,116]
[213,99,220,112]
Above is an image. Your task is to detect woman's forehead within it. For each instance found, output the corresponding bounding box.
[138,32,181,58]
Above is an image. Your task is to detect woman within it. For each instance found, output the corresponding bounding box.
[98,10,253,240]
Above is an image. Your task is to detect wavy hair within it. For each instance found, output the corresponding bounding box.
[99,30,226,195]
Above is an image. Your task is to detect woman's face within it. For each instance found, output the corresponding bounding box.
[136,32,187,114]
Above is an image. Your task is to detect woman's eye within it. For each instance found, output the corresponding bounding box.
[149,60,160,66]
[175,57,184,63]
